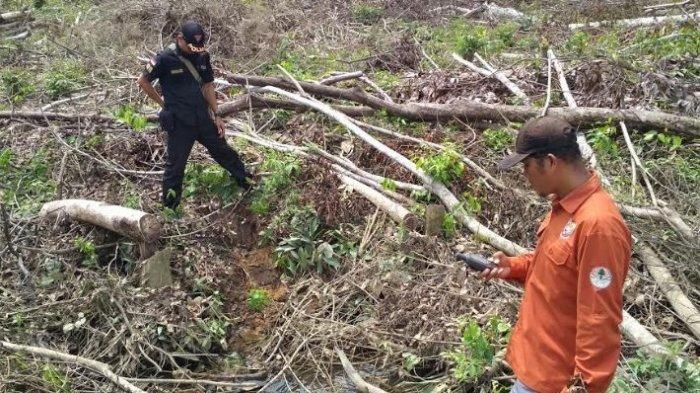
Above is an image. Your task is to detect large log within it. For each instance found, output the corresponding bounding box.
[638,245,700,340]
[217,94,374,118]
[569,12,700,30]
[222,73,700,137]
[40,199,161,259]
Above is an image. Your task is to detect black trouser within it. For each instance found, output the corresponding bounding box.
[160,110,246,209]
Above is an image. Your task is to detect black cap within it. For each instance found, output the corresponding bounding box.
[181,21,206,48]
[497,116,578,170]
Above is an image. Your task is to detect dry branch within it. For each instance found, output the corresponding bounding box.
[340,175,419,230]
[222,73,700,136]
[335,348,389,393]
[637,245,700,340]
[40,199,161,258]
[319,71,364,85]
[569,12,700,30]
[452,52,530,105]
[644,0,690,12]
[0,340,146,393]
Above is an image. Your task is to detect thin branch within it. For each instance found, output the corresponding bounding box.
[0,340,146,393]
[541,50,553,117]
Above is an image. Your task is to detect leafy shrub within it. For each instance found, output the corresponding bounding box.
[455,26,488,58]
[443,317,511,382]
[587,125,619,158]
[415,147,465,184]
[1,148,56,214]
[611,350,700,392]
[184,163,238,203]
[275,208,340,275]
[565,31,591,55]
[113,105,149,130]
[74,236,98,267]
[1,69,35,104]
[250,151,301,214]
[643,130,682,151]
[442,213,458,238]
[247,288,271,312]
[482,128,514,151]
[45,60,85,100]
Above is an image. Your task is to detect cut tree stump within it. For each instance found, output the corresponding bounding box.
[425,204,446,237]
[40,199,161,260]
[138,248,174,289]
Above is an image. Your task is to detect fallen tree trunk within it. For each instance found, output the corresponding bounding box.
[0,110,159,123]
[0,10,31,23]
[0,340,146,393]
[217,93,374,118]
[40,199,161,259]
[340,175,419,230]
[569,12,700,30]
[637,245,700,340]
[222,73,700,137]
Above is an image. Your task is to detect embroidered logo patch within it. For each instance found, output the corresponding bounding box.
[560,219,577,239]
[146,63,153,73]
[590,267,612,289]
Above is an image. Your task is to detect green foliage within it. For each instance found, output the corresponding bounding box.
[442,213,458,238]
[275,208,341,275]
[41,364,71,393]
[461,192,483,214]
[642,130,682,151]
[629,25,700,61]
[113,105,149,130]
[247,288,271,312]
[380,178,397,191]
[0,147,12,170]
[443,317,511,383]
[122,191,140,209]
[612,351,700,393]
[587,124,619,158]
[455,26,489,58]
[250,151,301,215]
[74,236,98,267]
[1,69,35,104]
[372,70,401,90]
[352,3,384,25]
[184,163,238,203]
[44,60,86,100]
[565,31,591,55]
[482,128,514,151]
[402,352,422,372]
[415,147,465,185]
[1,148,56,214]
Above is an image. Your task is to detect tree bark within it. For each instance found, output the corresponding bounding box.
[340,175,420,230]
[222,73,700,137]
[218,93,374,118]
[637,245,700,340]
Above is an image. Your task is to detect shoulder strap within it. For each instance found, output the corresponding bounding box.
[177,54,203,86]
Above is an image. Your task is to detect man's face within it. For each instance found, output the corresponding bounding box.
[522,155,557,198]
[176,36,193,55]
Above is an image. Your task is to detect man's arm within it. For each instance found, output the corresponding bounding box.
[200,54,225,137]
[571,228,631,393]
[137,75,164,107]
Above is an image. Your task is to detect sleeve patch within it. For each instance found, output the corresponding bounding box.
[589,267,612,289]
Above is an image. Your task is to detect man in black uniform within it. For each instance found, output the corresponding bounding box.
[137,21,249,209]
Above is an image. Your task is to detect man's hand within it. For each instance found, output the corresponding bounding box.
[214,116,226,138]
[480,251,512,280]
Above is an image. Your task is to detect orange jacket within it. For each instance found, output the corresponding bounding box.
[504,174,631,393]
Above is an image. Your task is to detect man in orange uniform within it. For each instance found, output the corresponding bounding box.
[483,116,631,393]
